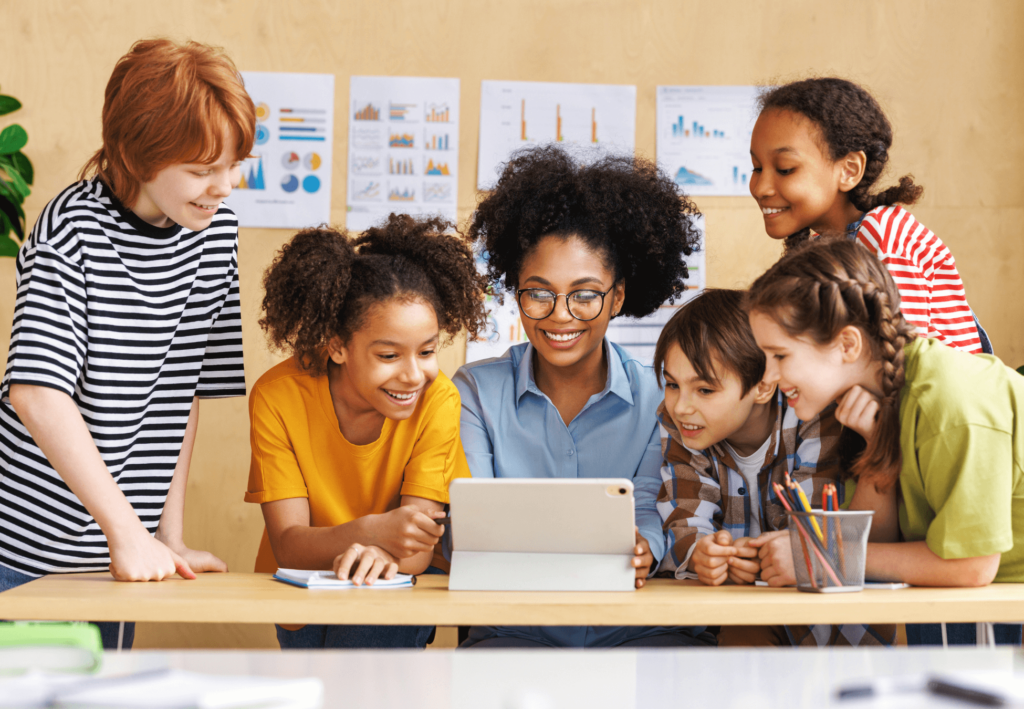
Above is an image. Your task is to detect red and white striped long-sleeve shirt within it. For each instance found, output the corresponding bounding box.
[855,205,981,354]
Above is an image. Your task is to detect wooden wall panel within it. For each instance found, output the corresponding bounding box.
[2,0,1022,648]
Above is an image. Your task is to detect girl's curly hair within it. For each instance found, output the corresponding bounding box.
[260,214,488,374]
[759,78,924,251]
[469,144,702,318]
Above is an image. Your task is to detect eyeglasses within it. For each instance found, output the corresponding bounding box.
[516,286,614,322]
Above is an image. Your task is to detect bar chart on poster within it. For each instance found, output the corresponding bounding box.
[657,86,759,197]
[346,76,460,232]
[477,80,636,190]
[231,72,334,228]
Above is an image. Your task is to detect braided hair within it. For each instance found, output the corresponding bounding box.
[745,237,917,490]
[260,214,489,374]
[758,78,924,252]
[469,144,702,318]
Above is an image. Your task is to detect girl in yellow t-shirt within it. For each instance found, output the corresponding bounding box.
[245,214,487,649]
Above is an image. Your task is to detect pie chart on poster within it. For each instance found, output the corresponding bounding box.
[281,152,301,170]
[303,152,321,170]
[302,175,321,193]
[281,174,299,193]
[255,124,270,146]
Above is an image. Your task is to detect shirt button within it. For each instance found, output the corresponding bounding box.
[567,449,575,456]
[738,487,746,495]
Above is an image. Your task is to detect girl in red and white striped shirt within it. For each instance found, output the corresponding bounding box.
[748,77,988,354]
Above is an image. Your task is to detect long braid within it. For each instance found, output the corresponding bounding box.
[746,238,916,490]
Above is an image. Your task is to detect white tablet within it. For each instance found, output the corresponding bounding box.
[447,478,636,592]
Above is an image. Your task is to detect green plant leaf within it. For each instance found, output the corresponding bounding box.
[9,151,32,185]
[0,124,28,155]
[0,160,30,199]
[0,209,24,256]
[0,179,24,214]
[0,95,21,117]
[0,194,23,239]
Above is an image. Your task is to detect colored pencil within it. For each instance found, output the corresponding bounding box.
[784,482,845,586]
[774,482,817,589]
[793,483,824,541]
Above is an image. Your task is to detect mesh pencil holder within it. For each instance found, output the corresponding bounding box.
[786,510,874,593]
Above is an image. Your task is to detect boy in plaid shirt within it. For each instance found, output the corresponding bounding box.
[654,289,895,647]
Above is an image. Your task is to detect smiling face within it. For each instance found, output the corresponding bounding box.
[329,297,440,421]
[517,235,624,372]
[747,309,858,421]
[131,125,242,231]
[662,342,766,451]
[749,109,858,239]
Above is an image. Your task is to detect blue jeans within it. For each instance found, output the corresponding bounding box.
[275,566,443,650]
[0,564,135,650]
[907,623,1022,646]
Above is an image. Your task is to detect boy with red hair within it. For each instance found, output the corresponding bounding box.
[0,39,255,649]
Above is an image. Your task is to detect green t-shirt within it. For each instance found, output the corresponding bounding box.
[898,337,1024,582]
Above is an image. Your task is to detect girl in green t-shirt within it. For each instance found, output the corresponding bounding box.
[744,237,1024,593]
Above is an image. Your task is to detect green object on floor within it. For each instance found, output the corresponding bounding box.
[0,622,102,674]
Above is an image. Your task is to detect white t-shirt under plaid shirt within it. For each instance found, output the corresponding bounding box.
[0,179,245,576]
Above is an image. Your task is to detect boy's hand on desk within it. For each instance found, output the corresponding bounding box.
[369,506,446,559]
[726,537,761,585]
[632,528,654,588]
[334,544,398,586]
[155,530,227,574]
[748,531,796,587]
[176,547,228,574]
[689,530,739,586]
[109,529,196,582]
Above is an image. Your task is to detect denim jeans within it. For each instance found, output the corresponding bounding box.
[906,623,1022,646]
[0,563,135,650]
[275,565,443,650]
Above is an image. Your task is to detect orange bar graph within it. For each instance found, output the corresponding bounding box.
[354,103,380,121]
[426,105,449,122]
[521,99,527,141]
[591,108,597,143]
[556,104,563,142]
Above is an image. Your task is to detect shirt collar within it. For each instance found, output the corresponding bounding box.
[514,338,635,408]
[845,212,868,240]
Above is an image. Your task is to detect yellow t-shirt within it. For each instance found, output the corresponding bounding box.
[245,357,470,573]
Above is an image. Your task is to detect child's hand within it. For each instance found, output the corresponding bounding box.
[726,537,761,585]
[689,530,739,586]
[748,530,796,587]
[109,529,196,582]
[836,385,881,440]
[333,544,398,586]
[154,529,227,574]
[176,547,228,574]
[369,506,446,559]
[632,528,654,589]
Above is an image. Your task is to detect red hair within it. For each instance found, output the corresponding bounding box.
[80,38,256,207]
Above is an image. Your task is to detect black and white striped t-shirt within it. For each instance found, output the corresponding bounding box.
[0,179,245,576]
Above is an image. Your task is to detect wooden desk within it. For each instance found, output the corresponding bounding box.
[3,572,1024,626]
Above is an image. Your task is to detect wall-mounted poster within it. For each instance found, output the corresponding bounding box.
[346,76,460,232]
[231,72,335,229]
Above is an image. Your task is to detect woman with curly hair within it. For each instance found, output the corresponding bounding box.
[748,77,990,354]
[245,214,488,649]
[455,144,709,648]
